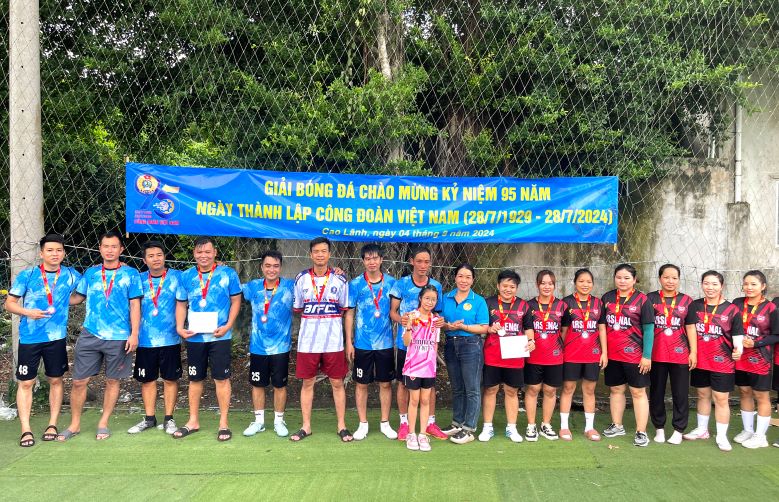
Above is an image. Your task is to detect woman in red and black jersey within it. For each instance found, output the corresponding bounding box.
[647,264,694,446]
[524,270,566,442]
[599,264,654,447]
[732,270,779,449]
[683,270,744,452]
[559,268,607,441]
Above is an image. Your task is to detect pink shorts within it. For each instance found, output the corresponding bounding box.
[295,351,348,380]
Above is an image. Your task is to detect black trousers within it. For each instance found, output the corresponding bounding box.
[649,361,689,432]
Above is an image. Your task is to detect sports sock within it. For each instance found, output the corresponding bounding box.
[254,410,265,423]
[756,415,771,435]
[560,412,569,430]
[584,412,594,431]
[274,411,284,422]
[145,415,156,424]
[697,413,710,431]
[482,422,493,430]
[428,415,436,425]
[399,414,408,425]
[741,410,755,433]
[506,423,517,430]
[715,421,728,439]
[164,415,174,423]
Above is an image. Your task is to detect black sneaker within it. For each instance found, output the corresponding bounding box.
[440,423,462,437]
[127,419,157,434]
[450,429,475,444]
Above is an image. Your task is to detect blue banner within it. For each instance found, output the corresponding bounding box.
[126,162,618,243]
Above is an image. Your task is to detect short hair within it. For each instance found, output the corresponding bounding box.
[497,269,521,286]
[39,233,65,248]
[701,270,725,285]
[360,243,383,259]
[309,236,331,251]
[454,263,476,279]
[536,269,556,285]
[409,246,431,260]
[573,268,593,283]
[100,230,124,246]
[194,236,216,248]
[614,263,637,279]
[261,250,283,265]
[658,263,680,278]
[417,284,439,307]
[142,240,165,255]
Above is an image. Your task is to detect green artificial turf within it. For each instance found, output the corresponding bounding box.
[1,408,778,501]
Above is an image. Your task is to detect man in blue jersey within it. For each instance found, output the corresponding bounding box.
[388,246,447,440]
[127,241,183,435]
[5,234,81,447]
[58,230,143,441]
[242,250,294,438]
[345,243,398,440]
[173,236,242,441]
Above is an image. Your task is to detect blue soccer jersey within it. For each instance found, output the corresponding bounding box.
[139,268,183,348]
[176,265,242,343]
[76,265,144,341]
[243,277,294,355]
[9,266,81,344]
[348,273,396,350]
[388,275,444,350]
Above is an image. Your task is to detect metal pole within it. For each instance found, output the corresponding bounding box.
[9,0,45,370]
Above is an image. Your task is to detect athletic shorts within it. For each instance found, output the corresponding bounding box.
[773,364,779,392]
[185,340,231,381]
[482,364,524,388]
[16,338,68,381]
[604,360,649,388]
[690,368,735,393]
[353,348,395,384]
[73,329,132,380]
[735,369,772,392]
[249,352,290,388]
[295,351,348,380]
[524,362,563,387]
[395,349,407,381]
[563,362,601,383]
[403,375,435,390]
[133,345,182,383]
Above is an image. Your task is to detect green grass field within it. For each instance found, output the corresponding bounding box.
[1,408,778,501]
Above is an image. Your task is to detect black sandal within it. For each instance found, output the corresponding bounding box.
[217,428,232,442]
[172,426,199,439]
[338,428,354,442]
[20,431,35,448]
[42,425,58,441]
[290,429,312,442]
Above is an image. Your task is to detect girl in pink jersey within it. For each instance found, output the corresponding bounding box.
[402,285,441,452]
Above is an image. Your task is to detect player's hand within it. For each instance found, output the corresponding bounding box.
[732,349,743,361]
[489,321,502,334]
[346,344,355,362]
[527,339,536,352]
[434,317,445,329]
[599,353,608,369]
[24,308,51,320]
[447,320,465,331]
[688,352,697,370]
[177,327,195,339]
[743,337,755,348]
[333,267,346,276]
[125,334,139,354]
[214,326,228,338]
[400,312,410,327]
[638,357,651,374]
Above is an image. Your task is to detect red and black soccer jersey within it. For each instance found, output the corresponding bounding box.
[527,297,566,366]
[599,289,654,364]
[647,291,694,365]
[684,299,744,374]
[561,294,603,364]
[733,297,777,376]
[773,297,779,365]
[484,296,532,368]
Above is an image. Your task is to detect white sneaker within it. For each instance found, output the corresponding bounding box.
[742,433,768,449]
[667,431,683,445]
[380,422,398,440]
[478,427,494,442]
[525,424,539,442]
[716,436,732,451]
[654,429,666,443]
[418,433,432,452]
[274,421,288,437]
[353,423,369,441]
[682,428,709,441]
[505,427,524,443]
[733,429,753,444]
[243,421,265,437]
[406,433,420,450]
[128,419,156,434]
[157,419,177,435]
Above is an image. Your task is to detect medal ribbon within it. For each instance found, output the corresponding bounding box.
[615,289,634,318]
[263,279,279,317]
[365,272,384,313]
[702,297,721,335]
[40,264,60,309]
[574,293,591,327]
[102,264,120,303]
[660,291,677,331]
[538,296,555,329]
[198,264,216,303]
[497,297,516,326]
[742,297,763,332]
[148,270,167,310]
[310,268,331,302]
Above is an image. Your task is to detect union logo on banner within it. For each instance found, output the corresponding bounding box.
[135,173,181,219]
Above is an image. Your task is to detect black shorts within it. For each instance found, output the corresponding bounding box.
[353,348,395,384]
[403,375,435,390]
[395,349,407,381]
[16,339,68,380]
[773,364,779,392]
[249,352,290,388]
[133,345,182,383]
[185,340,231,381]
[483,364,524,388]
[604,360,650,388]
[735,369,772,392]
[690,368,735,393]
[563,362,601,383]
[524,363,563,387]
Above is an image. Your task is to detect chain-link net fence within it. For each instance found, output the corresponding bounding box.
[2,1,779,403]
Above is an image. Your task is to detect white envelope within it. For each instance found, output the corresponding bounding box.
[188,311,219,333]
[499,334,529,359]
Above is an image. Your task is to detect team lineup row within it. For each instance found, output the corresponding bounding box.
[6,232,779,452]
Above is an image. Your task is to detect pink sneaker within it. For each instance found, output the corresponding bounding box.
[406,433,419,450]
[683,428,710,441]
[425,423,448,440]
[397,422,409,441]
[418,433,432,452]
